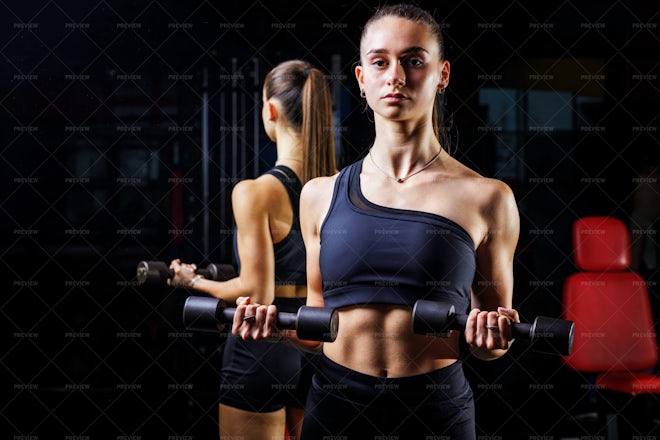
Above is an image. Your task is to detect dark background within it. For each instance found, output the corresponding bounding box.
[2,0,659,438]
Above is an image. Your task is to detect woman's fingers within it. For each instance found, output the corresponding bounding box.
[231,301,279,341]
[466,308,517,350]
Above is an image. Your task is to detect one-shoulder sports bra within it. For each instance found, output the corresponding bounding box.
[319,159,476,313]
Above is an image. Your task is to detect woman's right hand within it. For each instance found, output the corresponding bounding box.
[232,297,281,341]
[168,259,197,287]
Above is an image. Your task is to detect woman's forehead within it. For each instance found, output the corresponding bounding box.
[361,16,439,55]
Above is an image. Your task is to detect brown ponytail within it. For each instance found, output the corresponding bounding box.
[301,67,336,183]
[263,60,337,184]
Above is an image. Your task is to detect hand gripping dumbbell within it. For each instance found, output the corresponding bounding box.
[182,296,339,342]
[411,299,575,355]
[136,261,237,286]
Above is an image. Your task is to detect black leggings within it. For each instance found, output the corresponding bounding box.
[301,355,475,439]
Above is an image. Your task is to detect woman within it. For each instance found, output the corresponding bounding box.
[234,5,520,439]
[169,60,336,439]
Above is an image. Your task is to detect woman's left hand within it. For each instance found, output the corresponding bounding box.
[464,307,520,351]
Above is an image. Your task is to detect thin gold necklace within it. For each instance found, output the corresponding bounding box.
[368,148,441,183]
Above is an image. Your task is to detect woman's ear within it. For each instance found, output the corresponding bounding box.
[355,64,364,89]
[266,100,278,123]
[438,60,450,91]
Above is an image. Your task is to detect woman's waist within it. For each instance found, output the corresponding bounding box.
[317,344,462,384]
[324,304,461,377]
[274,283,307,298]
[311,354,472,409]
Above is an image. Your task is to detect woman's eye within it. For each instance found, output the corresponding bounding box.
[401,58,423,67]
[372,60,386,67]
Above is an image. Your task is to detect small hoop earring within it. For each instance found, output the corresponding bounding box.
[360,89,366,98]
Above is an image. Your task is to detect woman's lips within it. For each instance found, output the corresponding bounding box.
[382,93,408,103]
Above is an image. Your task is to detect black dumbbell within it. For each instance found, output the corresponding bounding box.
[136,260,237,286]
[411,299,574,356]
[182,296,339,342]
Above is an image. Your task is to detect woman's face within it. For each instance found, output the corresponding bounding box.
[356,16,449,124]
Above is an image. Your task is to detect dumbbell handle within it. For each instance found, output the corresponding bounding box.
[152,266,217,279]
[136,261,236,285]
[183,296,338,342]
[448,313,535,341]
[412,300,574,355]
[218,307,297,330]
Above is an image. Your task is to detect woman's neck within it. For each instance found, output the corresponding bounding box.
[274,129,303,175]
[371,117,442,172]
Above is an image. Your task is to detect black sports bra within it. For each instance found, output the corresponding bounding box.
[319,159,475,312]
[234,165,306,286]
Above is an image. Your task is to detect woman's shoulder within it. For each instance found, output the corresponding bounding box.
[301,172,339,198]
[439,163,519,249]
[231,174,287,212]
[466,176,519,243]
[444,159,518,229]
[461,175,516,221]
[449,158,514,201]
[472,174,514,201]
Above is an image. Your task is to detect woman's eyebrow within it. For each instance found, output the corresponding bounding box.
[366,46,430,56]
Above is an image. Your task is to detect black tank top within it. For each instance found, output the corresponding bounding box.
[319,159,475,312]
[234,165,306,286]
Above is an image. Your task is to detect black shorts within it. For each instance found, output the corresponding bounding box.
[218,297,317,413]
[301,355,475,439]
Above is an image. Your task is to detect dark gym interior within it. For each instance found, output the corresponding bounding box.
[3,1,659,438]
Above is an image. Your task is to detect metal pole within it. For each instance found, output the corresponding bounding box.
[219,78,227,257]
[253,57,259,177]
[231,58,238,182]
[331,54,342,157]
[240,89,246,179]
[201,66,209,258]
